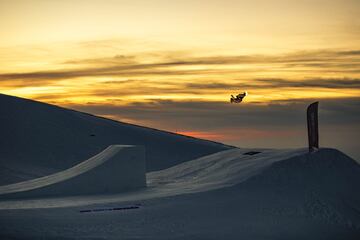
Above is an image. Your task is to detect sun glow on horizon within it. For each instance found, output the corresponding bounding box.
[0,0,359,152]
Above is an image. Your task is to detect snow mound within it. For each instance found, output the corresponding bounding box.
[0,145,146,199]
[0,94,231,185]
[235,148,360,227]
[245,148,360,190]
[148,148,308,193]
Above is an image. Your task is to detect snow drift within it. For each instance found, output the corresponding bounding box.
[0,145,146,199]
[0,93,231,185]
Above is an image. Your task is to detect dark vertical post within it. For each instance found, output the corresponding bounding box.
[307,101,319,152]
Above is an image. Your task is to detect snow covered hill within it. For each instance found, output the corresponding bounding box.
[0,147,359,239]
[0,93,231,185]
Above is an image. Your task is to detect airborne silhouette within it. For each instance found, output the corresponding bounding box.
[230,92,247,103]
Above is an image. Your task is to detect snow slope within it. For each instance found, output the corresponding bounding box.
[0,147,358,211]
[0,148,359,239]
[0,145,145,199]
[0,94,231,185]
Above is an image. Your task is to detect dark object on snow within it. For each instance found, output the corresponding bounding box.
[243,151,261,156]
[230,92,247,103]
[80,204,141,213]
[307,101,319,153]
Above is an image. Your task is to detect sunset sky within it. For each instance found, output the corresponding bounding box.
[1,0,359,158]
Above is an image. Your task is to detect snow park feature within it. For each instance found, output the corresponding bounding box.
[0,145,146,199]
[0,93,359,239]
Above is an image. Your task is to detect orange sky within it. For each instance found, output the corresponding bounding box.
[1,0,359,105]
[0,0,359,157]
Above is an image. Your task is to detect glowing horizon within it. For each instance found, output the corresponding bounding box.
[1,0,359,106]
[1,0,359,158]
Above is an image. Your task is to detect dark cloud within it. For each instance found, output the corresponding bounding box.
[0,79,54,88]
[186,78,360,90]
[185,82,240,90]
[1,49,359,84]
[67,97,360,131]
[336,50,360,56]
[284,62,360,69]
[62,50,359,71]
[254,78,360,89]
[0,65,246,83]
[63,54,137,65]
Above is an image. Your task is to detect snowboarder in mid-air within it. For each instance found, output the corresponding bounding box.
[230,92,247,103]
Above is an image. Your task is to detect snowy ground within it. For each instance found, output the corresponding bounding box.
[0,147,306,208]
[0,148,359,239]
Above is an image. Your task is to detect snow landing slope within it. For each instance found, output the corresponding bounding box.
[0,94,231,185]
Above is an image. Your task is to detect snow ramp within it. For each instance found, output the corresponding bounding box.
[0,145,146,199]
